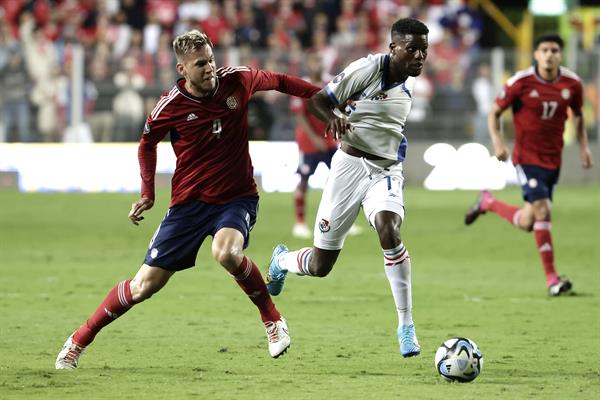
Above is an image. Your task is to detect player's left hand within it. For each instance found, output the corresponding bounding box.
[581,148,593,169]
[128,197,154,225]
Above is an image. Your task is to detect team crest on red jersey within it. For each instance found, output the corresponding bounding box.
[561,88,570,100]
[226,96,238,109]
[318,219,330,233]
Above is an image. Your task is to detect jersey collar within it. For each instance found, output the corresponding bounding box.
[175,77,220,102]
[533,64,561,84]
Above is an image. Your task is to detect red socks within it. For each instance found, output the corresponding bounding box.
[73,280,134,347]
[533,221,559,286]
[231,257,281,323]
[485,198,520,226]
[294,189,305,224]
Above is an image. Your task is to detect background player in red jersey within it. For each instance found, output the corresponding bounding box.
[55,30,320,369]
[290,50,338,239]
[464,34,594,296]
[289,50,362,239]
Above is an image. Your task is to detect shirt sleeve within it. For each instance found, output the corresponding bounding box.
[324,55,380,106]
[495,76,521,111]
[569,80,583,112]
[138,114,171,200]
[243,68,320,99]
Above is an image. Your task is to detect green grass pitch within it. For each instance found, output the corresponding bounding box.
[0,187,598,399]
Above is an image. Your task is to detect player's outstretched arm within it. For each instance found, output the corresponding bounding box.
[308,90,351,140]
[487,103,510,161]
[128,197,154,226]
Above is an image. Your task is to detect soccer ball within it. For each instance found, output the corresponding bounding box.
[434,337,483,383]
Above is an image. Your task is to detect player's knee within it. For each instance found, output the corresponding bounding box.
[212,247,242,270]
[130,279,158,302]
[311,260,334,277]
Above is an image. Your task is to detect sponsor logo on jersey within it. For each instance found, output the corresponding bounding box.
[318,219,330,233]
[529,89,539,97]
[226,96,238,109]
[561,88,570,100]
[186,113,198,121]
[333,72,345,84]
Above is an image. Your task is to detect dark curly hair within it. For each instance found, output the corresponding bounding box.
[391,18,429,36]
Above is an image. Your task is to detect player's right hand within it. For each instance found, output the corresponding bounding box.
[128,197,154,226]
[326,116,352,140]
[494,146,510,162]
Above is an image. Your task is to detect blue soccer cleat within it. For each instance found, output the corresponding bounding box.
[266,244,289,296]
[398,324,421,358]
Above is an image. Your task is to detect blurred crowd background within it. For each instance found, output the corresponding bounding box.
[0,0,599,143]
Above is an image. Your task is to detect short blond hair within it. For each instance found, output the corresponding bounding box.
[172,30,213,61]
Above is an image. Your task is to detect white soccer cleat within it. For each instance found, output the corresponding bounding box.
[264,318,290,358]
[55,335,86,369]
[292,223,312,239]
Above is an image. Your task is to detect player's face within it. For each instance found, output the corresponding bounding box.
[389,33,428,78]
[534,41,562,72]
[177,45,217,96]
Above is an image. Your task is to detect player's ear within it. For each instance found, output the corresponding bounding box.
[176,62,185,76]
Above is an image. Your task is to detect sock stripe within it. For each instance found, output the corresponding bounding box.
[533,221,552,231]
[297,248,312,275]
[117,281,131,308]
[512,209,521,226]
[383,244,409,266]
[232,258,253,281]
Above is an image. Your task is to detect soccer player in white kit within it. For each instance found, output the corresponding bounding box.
[266,18,429,357]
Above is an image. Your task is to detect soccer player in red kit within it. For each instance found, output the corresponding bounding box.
[464,34,594,296]
[55,30,320,369]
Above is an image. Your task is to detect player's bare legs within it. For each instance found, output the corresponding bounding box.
[465,193,570,295]
[212,228,290,358]
[373,211,420,357]
[56,265,174,369]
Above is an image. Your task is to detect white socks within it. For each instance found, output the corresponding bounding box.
[279,247,313,275]
[383,243,413,327]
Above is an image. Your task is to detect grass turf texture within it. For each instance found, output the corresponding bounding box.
[0,187,598,399]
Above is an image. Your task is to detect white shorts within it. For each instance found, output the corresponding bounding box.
[313,149,405,250]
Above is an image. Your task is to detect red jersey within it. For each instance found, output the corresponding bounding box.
[289,78,338,154]
[496,66,583,169]
[139,67,320,206]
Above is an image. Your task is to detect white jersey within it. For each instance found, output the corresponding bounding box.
[324,53,415,161]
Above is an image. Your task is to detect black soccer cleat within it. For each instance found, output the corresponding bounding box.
[464,190,492,226]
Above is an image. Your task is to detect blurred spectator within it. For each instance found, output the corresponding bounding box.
[20,13,61,141]
[112,56,145,142]
[470,62,494,143]
[0,44,32,142]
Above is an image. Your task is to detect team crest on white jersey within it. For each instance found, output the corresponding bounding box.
[318,219,330,233]
[186,113,198,121]
[226,96,238,109]
[529,89,539,97]
[372,92,388,100]
[561,88,570,100]
[333,72,345,83]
